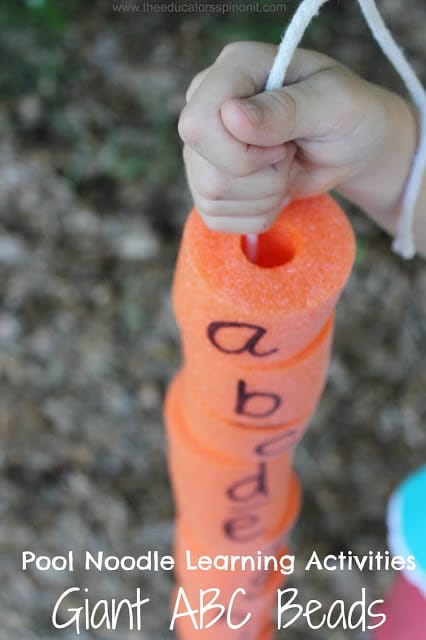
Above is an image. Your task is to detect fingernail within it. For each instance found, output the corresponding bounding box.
[237,99,264,125]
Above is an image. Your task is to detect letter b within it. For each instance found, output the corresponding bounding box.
[201,589,226,629]
[277,588,303,629]
[236,380,282,418]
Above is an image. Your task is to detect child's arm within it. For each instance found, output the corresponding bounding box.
[178,42,425,257]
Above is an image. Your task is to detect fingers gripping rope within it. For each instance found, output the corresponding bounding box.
[267,0,426,259]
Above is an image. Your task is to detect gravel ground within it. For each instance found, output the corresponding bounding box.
[1,2,425,639]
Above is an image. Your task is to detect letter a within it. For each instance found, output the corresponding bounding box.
[207,322,278,357]
[169,587,199,630]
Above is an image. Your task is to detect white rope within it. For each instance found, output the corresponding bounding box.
[266,0,329,91]
[266,0,426,259]
[358,0,426,258]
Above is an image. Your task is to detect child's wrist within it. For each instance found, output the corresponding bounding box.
[337,92,418,235]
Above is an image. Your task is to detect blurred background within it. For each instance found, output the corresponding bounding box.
[0,0,425,638]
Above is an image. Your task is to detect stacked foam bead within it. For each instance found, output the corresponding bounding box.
[164,194,355,639]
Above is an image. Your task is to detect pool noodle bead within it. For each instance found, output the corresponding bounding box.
[172,373,310,460]
[182,315,334,427]
[174,518,289,600]
[172,586,277,640]
[174,592,276,640]
[259,623,275,640]
[165,390,296,548]
[173,195,355,366]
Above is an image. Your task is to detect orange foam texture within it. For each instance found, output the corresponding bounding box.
[165,395,295,545]
[170,477,300,555]
[170,372,309,460]
[174,519,287,600]
[171,487,300,556]
[182,315,333,427]
[173,570,282,618]
[173,195,355,366]
[259,623,275,640]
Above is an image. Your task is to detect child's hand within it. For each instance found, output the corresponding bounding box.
[178,42,417,238]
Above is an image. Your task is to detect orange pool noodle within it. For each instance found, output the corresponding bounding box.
[174,567,282,617]
[169,474,300,556]
[171,373,310,460]
[172,585,277,640]
[174,519,288,600]
[173,195,355,367]
[175,516,301,580]
[259,623,275,640]
[167,193,354,640]
[165,391,295,545]
[182,314,333,427]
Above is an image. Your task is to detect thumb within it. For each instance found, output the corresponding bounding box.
[221,85,317,147]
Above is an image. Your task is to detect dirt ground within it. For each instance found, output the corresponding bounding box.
[0,1,425,639]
